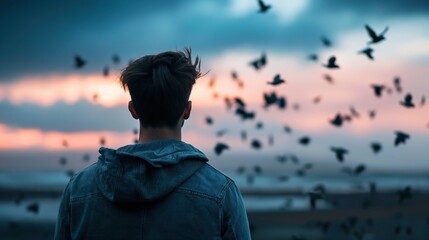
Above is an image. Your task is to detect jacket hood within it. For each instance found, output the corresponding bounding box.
[96,139,208,203]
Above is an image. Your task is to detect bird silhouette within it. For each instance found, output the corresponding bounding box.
[370,142,382,154]
[365,24,388,44]
[420,95,426,107]
[257,0,271,13]
[234,97,246,108]
[214,143,229,155]
[236,166,246,174]
[59,157,67,166]
[251,139,262,150]
[394,131,410,146]
[307,54,318,61]
[74,55,86,69]
[103,66,109,77]
[323,56,339,69]
[205,116,213,125]
[26,202,39,215]
[368,110,376,119]
[393,77,402,93]
[267,74,285,85]
[354,164,366,175]
[308,191,324,210]
[249,52,267,70]
[330,147,348,162]
[349,106,360,118]
[253,165,262,174]
[298,136,311,146]
[112,54,120,64]
[99,137,106,146]
[321,36,332,47]
[400,93,415,108]
[216,129,228,137]
[83,154,90,162]
[255,122,263,129]
[358,47,374,60]
[240,130,247,142]
[235,108,255,120]
[283,125,292,134]
[397,186,412,204]
[313,96,322,104]
[371,84,385,97]
[323,74,334,84]
[330,113,344,127]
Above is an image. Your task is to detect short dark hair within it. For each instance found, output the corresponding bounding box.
[120,48,201,128]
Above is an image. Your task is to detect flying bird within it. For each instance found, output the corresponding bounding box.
[216,129,228,137]
[83,154,90,162]
[298,136,311,146]
[308,191,324,210]
[313,96,322,104]
[368,110,376,119]
[321,36,332,47]
[354,164,366,175]
[112,54,120,64]
[267,74,285,86]
[400,93,415,108]
[307,54,318,61]
[74,55,86,69]
[349,106,360,118]
[103,66,109,77]
[249,52,267,70]
[323,74,334,84]
[358,47,374,60]
[251,139,262,150]
[59,157,67,166]
[205,116,213,125]
[371,84,385,97]
[365,24,388,44]
[370,142,382,154]
[393,77,402,93]
[234,97,246,108]
[397,186,412,204]
[214,143,229,155]
[323,56,339,69]
[330,113,344,127]
[330,147,349,162]
[26,202,39,215]
[394,131,410,146]
[257,0,271,13]
[99,137,106,146]
[235,108,255,120]
[283,125,292,134]
[240,130,247,142]
[420,95,426,107]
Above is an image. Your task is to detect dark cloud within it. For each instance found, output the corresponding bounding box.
[1,0,428,82]
[0,100,136,132]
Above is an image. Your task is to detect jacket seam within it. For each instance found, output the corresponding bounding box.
[176,188,221,204]
[71,192,102,202]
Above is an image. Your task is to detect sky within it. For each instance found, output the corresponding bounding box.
[0,0,428,176]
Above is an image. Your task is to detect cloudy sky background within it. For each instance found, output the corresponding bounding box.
[0,0,428,176]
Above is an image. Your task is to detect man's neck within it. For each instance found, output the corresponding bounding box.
[138,127,182,144]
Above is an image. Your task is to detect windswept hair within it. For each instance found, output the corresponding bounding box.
[120,48,202,128]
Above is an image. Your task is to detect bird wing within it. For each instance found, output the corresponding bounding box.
[365,25,377,40]
[380,26,389,36]
[258,0,265,8]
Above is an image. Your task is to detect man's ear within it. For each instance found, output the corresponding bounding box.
[183,101,192,120]
[128,101,139,120]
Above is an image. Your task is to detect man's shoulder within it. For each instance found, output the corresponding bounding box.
[177,163,236,203]
[67,163,100,199]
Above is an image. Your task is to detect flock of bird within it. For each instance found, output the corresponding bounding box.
[9,1,429,239]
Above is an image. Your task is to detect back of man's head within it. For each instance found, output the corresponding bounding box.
[120,48,201,129]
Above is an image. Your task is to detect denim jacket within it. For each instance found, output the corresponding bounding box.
[54,140,251,239]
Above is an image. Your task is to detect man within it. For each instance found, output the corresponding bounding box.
[54,49,251,239]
